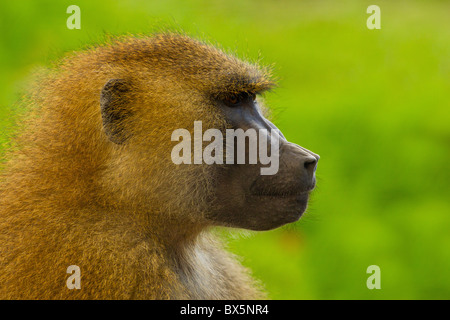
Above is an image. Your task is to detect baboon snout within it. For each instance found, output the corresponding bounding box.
[282,142,319,192]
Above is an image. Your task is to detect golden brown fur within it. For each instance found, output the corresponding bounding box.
[0,34,275,299]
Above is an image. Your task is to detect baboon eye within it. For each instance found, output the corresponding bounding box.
[223,92,256,106]
[227,94,239,105]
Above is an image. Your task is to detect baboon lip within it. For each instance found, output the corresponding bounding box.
[250,191,309,198]
[249,176,316,198]
[249,181,314,198]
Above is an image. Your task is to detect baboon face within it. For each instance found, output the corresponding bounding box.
[99,35,318,231]
[207,92,319,231]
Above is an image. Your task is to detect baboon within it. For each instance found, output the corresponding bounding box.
[0,33,319,299]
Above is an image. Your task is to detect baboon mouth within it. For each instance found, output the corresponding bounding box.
[250,190,309,198]
[249,181,314,198]
[249,175,316,199]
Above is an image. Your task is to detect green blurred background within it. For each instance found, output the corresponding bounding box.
[0,0,449,299]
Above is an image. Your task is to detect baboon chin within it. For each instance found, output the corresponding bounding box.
[0,33,318,299]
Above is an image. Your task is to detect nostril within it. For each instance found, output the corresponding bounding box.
[304,158,317,176]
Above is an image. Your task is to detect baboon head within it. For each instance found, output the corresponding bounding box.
[98,34,319,231]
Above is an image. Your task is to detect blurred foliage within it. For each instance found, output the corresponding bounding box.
[0,0,449,299]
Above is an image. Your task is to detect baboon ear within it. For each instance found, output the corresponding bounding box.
[100,79,132,144]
